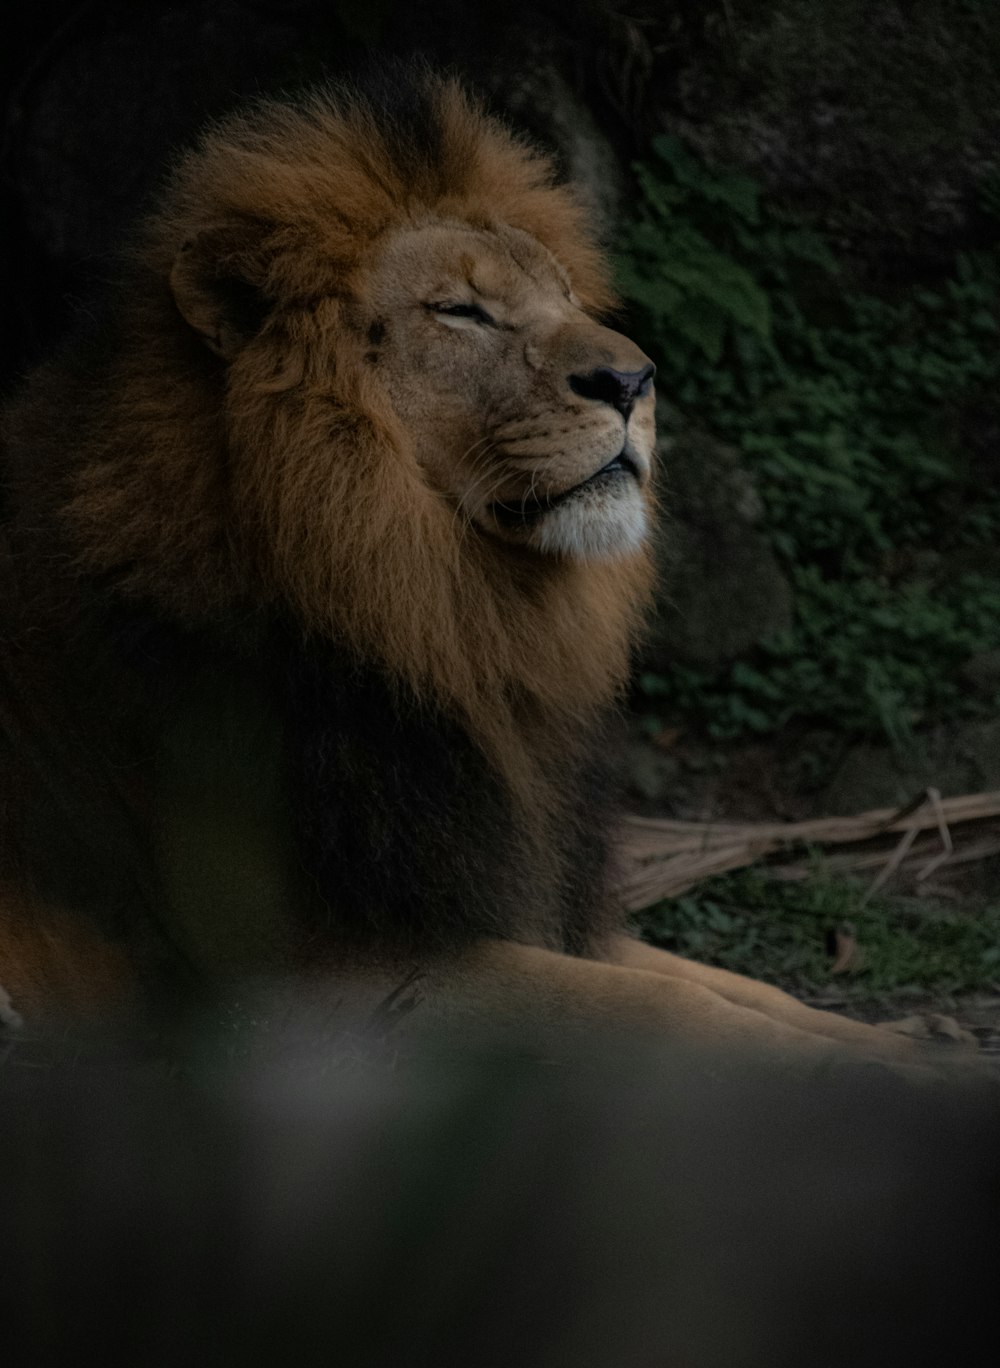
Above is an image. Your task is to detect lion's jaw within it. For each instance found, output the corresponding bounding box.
[364,219,656,562]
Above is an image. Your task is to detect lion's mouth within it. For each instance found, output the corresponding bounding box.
[490,451,640,528]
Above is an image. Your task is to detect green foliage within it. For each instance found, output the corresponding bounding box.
[636,865,1000,995]
[622,136,1000,740]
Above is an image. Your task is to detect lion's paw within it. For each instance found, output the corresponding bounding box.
[0,982,24,1033]
[877,1013,978,1048]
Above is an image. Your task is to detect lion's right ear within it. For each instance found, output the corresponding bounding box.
[169,229,272,360]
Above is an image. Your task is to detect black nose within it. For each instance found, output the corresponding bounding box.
[569,363,655,420]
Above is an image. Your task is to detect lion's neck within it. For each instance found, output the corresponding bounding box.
[244,414,654,786]
[307,530,651,795]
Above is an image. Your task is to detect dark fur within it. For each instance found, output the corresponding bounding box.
[0,546,619,984]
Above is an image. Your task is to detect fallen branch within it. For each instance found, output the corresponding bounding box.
[617,789,1000,910]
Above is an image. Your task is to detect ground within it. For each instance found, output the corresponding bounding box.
[625,721,1000,1058]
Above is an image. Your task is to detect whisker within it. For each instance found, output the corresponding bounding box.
[457,462,525,544]
[457,455,505,524]
[451,438,501,545]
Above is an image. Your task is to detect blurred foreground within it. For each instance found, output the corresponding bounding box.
[2,995,998,1368]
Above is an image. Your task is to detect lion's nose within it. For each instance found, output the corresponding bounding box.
[568,363,656,421]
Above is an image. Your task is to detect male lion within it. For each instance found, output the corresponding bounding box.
[0,70,939,1066]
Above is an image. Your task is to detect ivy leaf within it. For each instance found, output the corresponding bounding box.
[700,171,761,224]
[669,295,727,362]
[650,134,702,185]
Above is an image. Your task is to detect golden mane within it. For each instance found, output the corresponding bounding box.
[62,72,653,791]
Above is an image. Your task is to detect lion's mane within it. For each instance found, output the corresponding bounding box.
[0,70,652,995]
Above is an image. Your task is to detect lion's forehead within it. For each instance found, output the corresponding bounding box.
[370,218,571,310]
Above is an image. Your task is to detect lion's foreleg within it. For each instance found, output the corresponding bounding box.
[605,935,952,1059]
[414,939,869,1065]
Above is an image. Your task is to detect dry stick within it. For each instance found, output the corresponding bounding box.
[617,789,1000,910]
[859,824,921,908]
[772,833,1000,882]
[915,786,955,884]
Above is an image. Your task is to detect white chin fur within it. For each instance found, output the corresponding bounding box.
[528,485,648,560]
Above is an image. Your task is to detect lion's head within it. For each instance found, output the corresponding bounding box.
[356,215,655,562]
[64,70,656,780]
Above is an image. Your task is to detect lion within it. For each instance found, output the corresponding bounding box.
[0,69,948,1068]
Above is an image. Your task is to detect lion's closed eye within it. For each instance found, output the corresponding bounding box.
[428,301,496,326]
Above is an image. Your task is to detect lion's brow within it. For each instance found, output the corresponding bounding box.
[493,227,569,296]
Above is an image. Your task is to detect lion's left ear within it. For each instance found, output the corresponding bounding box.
[170,227,272,360]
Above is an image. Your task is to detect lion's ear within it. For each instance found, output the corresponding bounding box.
[169,228,272,360]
